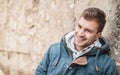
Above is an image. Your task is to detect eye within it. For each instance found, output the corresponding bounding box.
[77,24,82,29]
[85,29,93,33]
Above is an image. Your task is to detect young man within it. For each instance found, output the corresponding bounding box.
[35,7,118,75]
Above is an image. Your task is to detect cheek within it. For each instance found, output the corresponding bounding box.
[74,31,78,36]
[86,34,97,40]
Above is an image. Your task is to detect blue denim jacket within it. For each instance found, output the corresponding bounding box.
[35,37,118,75]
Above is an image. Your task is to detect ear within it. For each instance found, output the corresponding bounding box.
[95,32,101,40]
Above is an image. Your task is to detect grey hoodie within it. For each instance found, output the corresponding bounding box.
[64,31,102,59]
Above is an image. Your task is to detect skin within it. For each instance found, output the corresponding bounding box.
[74,17,101,51]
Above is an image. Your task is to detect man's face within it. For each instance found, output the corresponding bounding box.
[74,17,101,50]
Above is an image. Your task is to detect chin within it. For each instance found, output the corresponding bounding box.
[75,41,85,47]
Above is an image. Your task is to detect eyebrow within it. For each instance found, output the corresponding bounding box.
[77,23,94,32]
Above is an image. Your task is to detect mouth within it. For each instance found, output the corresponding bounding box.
[77,38,85,42]
[76,36,86,42]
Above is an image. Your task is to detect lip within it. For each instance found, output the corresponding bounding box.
[77,37,85,42]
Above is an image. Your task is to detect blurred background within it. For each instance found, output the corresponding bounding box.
[0,0,120,75]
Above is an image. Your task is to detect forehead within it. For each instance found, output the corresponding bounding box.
[78,17,99,30]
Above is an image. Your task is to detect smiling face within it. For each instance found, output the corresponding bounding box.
[74,17,101,51]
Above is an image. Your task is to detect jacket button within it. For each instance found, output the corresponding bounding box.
[68,67,72,70]
[66,65,69,68]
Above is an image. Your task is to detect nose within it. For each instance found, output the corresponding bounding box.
[77,29,85,37]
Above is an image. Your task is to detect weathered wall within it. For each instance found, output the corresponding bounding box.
[0,0,120,75]
[0,0,74,75]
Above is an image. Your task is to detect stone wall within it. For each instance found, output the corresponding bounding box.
[0,0,120,75]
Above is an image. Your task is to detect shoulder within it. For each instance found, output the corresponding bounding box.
[98,54,117,71]
[49,40,65,51]
[100,54,115,63]
[49,42,61,52]
[97,54,116,66]
[51,42,61,48]
[99,54,118,74]
[47,42,62,57]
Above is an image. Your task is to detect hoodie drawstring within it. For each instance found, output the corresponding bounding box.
[95,49,101,71]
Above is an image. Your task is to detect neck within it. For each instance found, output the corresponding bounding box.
[74,44,84,51]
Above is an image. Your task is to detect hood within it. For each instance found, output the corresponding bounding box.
[62,31,110,56]
[61,31,110,71]
[86,37,110,56]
